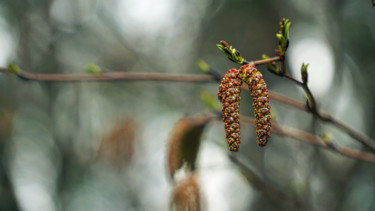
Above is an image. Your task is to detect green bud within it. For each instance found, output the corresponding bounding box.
[322,132,332,143]
[321,132,337,150]
[196,59,210,73]
[85,64,102,74]
[301,63,309,84]
[276,18,291,56]
[8,63,21,74]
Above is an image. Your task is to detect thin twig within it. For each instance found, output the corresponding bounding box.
[228,154,305,209]
[284,73,304,86]
[241,116,375,164]
[251,55,375,152]
[0,67,215,83]
[248,56,281,66]
[2,65,375,153]
[318,112,375,151]
[266,89,375,152]
[274,69,375,152]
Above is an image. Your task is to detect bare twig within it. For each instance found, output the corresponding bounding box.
[272,69,375,152]
[1,64,375,153]
[284,73,303,86]
[228,154,305,209]
[318,112,375,151]
[0,67,215,83]
[241,116,375,163]
[248,56,281,66]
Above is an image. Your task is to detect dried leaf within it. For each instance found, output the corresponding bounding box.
[170,172,202,211]
[167,116,211,179]
[97,118,136,167]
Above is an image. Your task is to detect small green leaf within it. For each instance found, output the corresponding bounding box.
[8,63,21,74]
[216,40,244,64]
[197,60,210,73]
[276,18,291,57]
[85,64,102,74]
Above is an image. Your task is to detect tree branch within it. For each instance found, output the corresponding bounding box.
[0,67,214,83]
[1,64,375,153]
[248,56,281,66]
[241,116,375,164]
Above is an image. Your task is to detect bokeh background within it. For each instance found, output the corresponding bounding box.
[0,0,375,210]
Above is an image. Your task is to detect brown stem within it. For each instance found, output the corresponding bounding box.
[228,154,305,209]
[267,90,375,152]
[2,64,375,153]
[318,112,375,151]
[284,73,304,86]
[241,116,375,164]
[273,67,375,152]
[268,92,309,111]
[249,56,281,66]
[1,67,215,83]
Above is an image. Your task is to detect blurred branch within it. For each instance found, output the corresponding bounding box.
[248,56,281,66]
[241,116,375,164]
[267,65,375,152]
[228,154,304,209]
[1,63,375,153]
[0,67,214,83]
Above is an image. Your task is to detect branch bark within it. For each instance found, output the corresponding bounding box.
[1,65,375,154]
[241,116,375,164]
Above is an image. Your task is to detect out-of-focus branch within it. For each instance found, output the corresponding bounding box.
[248,56,281,66]
[270,68,375,152]
[228,154,305,209]
[0,67,214,83]
[2,63,375,153]
[241,116,375,163]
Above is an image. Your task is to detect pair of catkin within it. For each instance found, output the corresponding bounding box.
[217,64,271,152]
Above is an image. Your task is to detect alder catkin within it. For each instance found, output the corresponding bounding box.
[218,65,271,151]
[217,68,243,151]
[239,64,271,147]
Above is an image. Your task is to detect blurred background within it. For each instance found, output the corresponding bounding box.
[0,0,375,210]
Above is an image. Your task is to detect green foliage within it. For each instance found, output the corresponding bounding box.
[216,40,245,64]
[276,18,291,56]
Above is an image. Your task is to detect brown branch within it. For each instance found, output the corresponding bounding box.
[249,56,281,66]
[228,154,305,209]
[318,112,375,151]
[241,116,375,164]
[256,58,375,152]
[266,89,375,153]
[284,73,303,86]
[268,92,309,111]
[0,67,215,83]
[2,64,375,153]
